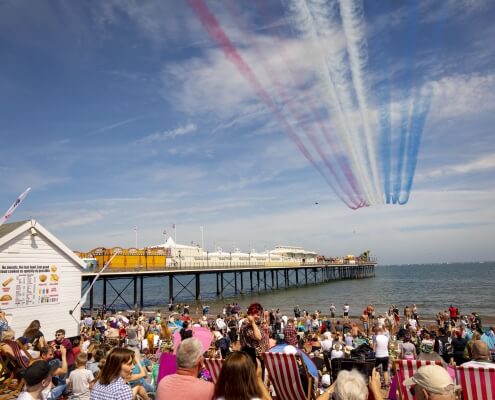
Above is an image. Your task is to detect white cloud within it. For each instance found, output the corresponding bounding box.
[419,153,495,179]
[430,73,495,120]
[135,123,197,145]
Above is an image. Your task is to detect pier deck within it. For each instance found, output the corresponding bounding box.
[81,261,376,310]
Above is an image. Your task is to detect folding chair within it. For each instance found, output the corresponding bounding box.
[263,352,315,400]
[456,365,495,400]
[0,349,25,400]
[394,359,443,400]
[203,358,224,384]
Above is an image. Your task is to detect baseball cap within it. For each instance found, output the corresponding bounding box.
[20,360,56,386]
[403,365,456,395]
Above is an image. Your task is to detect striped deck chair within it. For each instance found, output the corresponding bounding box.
[204,358,224,384]
[456,365,495,400]
[394,359,443,400]
[263,352,314,400]
[0,348,25,400]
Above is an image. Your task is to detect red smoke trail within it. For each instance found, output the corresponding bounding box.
[251,0,366,207]
[223,0,363,208]
[188,0,359,208]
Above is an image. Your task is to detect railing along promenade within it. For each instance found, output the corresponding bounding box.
[80,259,377,311]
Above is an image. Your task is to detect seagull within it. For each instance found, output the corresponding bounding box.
[314,202,319,205]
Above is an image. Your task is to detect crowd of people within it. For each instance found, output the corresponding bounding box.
[1,301,494,400]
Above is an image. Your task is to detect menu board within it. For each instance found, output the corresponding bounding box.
[0,264,60,309]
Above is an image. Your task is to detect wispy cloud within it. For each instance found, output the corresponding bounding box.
[88,116,145,136]
[135,123,197,145]
[419,153,495,179]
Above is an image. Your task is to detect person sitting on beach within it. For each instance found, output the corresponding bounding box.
[17,360,56,400]
[330,343,344,360]
[403,364,456,400]
[156,337,214,400]
[318,368,383,400]
[90,348,135,400]
[213,350,271,400]
[21,320,47,352]
[320,331,333,354]
[67,353,94,400]
[462,340,495,369]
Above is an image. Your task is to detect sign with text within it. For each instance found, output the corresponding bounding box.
[0,264,60,309]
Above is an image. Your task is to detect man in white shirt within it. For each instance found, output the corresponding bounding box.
[373,327,390,387]
[403,365,456,400]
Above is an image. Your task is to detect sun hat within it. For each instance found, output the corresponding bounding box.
[403,365,456,394]
[283,345,298,355]
[321,374,331,387]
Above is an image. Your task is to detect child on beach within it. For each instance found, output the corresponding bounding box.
[67,353,94,400]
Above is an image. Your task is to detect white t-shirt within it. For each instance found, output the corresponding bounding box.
[17,392,33,400]
[331,350,344,360]
[374,334,389,358]
[408,319,418,329]
[67,367,94,400]
[321,339,333,352]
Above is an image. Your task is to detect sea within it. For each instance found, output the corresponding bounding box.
[88,262,495,319]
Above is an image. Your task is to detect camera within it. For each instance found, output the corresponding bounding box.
[55,345,60,350]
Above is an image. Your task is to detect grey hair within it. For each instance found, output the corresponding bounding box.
[333,369,368,400]
[176,337,203,368]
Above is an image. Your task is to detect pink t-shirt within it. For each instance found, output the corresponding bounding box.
[157,373,214,400]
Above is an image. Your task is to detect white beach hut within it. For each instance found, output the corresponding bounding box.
[0,220,86,338]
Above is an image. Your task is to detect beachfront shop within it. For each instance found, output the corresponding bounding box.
[0,220,86,338]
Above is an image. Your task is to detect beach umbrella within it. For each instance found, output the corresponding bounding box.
[173,326,213,354]
[269,343,318,378]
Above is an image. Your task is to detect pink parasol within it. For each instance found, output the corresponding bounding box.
[173,326,213,354]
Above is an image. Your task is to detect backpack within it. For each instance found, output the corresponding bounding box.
[437,336,452,356]
[216,337,230,353]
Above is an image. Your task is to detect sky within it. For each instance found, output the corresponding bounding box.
[1,0,494,265]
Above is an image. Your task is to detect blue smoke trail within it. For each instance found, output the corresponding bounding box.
[392,0,418,204]
[398,85,432,204]
[399,2,448,204]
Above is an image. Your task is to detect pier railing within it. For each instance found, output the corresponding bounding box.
[82,258,377,274]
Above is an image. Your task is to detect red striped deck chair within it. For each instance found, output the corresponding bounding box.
[204,358,224,384]
[395,359,443,400]
[263,352,314,400]
[456,365,495,400]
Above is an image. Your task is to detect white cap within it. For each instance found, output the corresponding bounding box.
[283,345,298,355]
[321,374,331,387]
[403,365,457,395]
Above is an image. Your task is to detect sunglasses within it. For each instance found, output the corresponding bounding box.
[55,333,63,336]
[409,386,416,396]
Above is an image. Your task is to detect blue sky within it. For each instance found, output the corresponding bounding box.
[1,0,494,264]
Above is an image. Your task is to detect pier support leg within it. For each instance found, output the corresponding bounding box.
[169,275,174,302]
[305,269,308,285]
[220,273,224,295]
[276,270,279,289]
[216,273,220,295]
[234,272,238,293]
[102,277,107,306]
[240,272,244,294]
[133,276,137,307]
[295,269,299,287]
[250,271,253,291]
[195,273,201,300]
[89,284,94,311]
[140,276,144,308]
[256,271,260,291]
[271,270,274,289]
[285,269,288,288]
[264,270,267,290]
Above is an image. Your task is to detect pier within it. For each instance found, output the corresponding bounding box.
[81,261,376,310]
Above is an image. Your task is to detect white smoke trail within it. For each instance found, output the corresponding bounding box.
[339,0,383,203]
[285,0,375,204]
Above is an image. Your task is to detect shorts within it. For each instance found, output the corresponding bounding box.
[375,357,389,371]
[344,312,349,317]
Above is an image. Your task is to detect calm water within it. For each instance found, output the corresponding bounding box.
[89,262,495,318]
